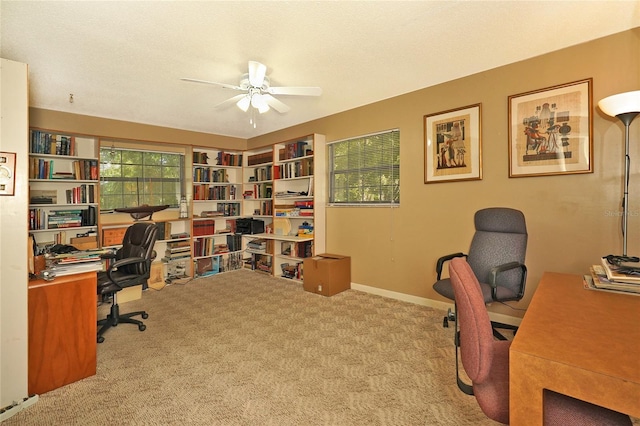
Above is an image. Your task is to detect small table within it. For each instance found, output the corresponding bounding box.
[28,271,97,395]
[509,272,640,424]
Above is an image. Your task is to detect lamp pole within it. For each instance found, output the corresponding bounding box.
[598,90,640,258]
[619,112,639,256]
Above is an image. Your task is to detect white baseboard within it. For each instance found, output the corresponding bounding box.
[350,282,522,327]
[0,394,39,422]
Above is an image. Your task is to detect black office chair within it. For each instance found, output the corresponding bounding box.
[97,222,158,343]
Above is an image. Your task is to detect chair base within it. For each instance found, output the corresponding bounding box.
[443,308,517,340]
[97,299,148,343]
[491,321,518,341]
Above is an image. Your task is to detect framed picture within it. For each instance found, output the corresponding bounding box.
[0,152,16,196]
[424,104,482,183]
[508,78,592,177]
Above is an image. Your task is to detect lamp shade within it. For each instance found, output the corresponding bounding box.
[598,90,640,118]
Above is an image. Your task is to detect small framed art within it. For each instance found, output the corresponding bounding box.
[424,103,482,183]
[508,78,593,177]
[0,152,16,196]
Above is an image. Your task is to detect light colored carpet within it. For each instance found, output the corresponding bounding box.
[7,270,498,425]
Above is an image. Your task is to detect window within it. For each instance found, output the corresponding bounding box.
[100,148,184,210]
[329,129,400,205]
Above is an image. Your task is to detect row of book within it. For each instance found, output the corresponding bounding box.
[274,200,313,217]
[193,167,231,183]
[247,151,273,166]
[192,151,244,167]
[251,165,273,182]
[29,158,98,180]
[585,258,640,295]
[281,262,303,280]
[247,238,275,253]
[281,240,313,258]
[65,184,96,204]
[274,158,313,179]
[29,206,97,230]
[193,183,238,201]
[246,183,272,199]
[162,240,191,263]
[30,131,77,156]
[247,253,273,274]
[215,151,243,167]
[278,141,311,160]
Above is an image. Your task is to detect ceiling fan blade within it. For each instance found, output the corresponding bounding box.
[214,94,248,109]
[180,77,242,91]
[263,94,291,113]
[267,86,322,96]
[248,61,267,87]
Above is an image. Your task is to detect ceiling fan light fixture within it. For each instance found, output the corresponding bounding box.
[236,96,250,112]
[251,93,270,113]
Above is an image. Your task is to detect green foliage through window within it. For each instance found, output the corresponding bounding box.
[100,148,184,210]
[329,130,400,205]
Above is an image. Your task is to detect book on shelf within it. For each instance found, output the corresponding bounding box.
[30,189,57,204]
[166,245,191,254]
[216,151,242,167]
[247,151,273,166]
[30,131,77,156]
[192,151,209,165]
[167,239,191,248]
[155,221,171,240]
[170,232,190,240]
[195,257,219,277]
[193,220,215,236]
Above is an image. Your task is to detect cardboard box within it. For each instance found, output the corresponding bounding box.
[303,253,351,297]
[147,262,165,290]
[70,236,98,250]
[118,284,142,304]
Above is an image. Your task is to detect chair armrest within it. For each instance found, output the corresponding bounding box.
[489,262,527,300]
[436,252,467,280]
[106,256,148,284]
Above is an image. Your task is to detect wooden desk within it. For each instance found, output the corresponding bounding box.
[28,272,97,395]
[510,272,640,424]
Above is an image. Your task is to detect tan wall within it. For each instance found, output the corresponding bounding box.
[29,108,246,150]
[247,28,640,318]
[29,29,640,319]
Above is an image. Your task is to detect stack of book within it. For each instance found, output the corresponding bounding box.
[162,241,191,263]
[48,250,105,276]
[585,258,640,295]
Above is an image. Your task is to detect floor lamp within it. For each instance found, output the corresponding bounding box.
[598,90,640,257]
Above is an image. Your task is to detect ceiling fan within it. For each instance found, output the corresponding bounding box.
[181,61,322,114]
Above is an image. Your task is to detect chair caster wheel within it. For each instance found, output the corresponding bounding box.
[142,312,149,319]
[443,317,449,328]
[139,324,146,332]
[97,336,105,344]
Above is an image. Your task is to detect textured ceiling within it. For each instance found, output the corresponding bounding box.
[2,1,639,139]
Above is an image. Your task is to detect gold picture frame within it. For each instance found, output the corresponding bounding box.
[508,78,593,177]
[424,104,482,183]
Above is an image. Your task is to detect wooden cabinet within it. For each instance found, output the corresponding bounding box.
[28,272,97,395]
